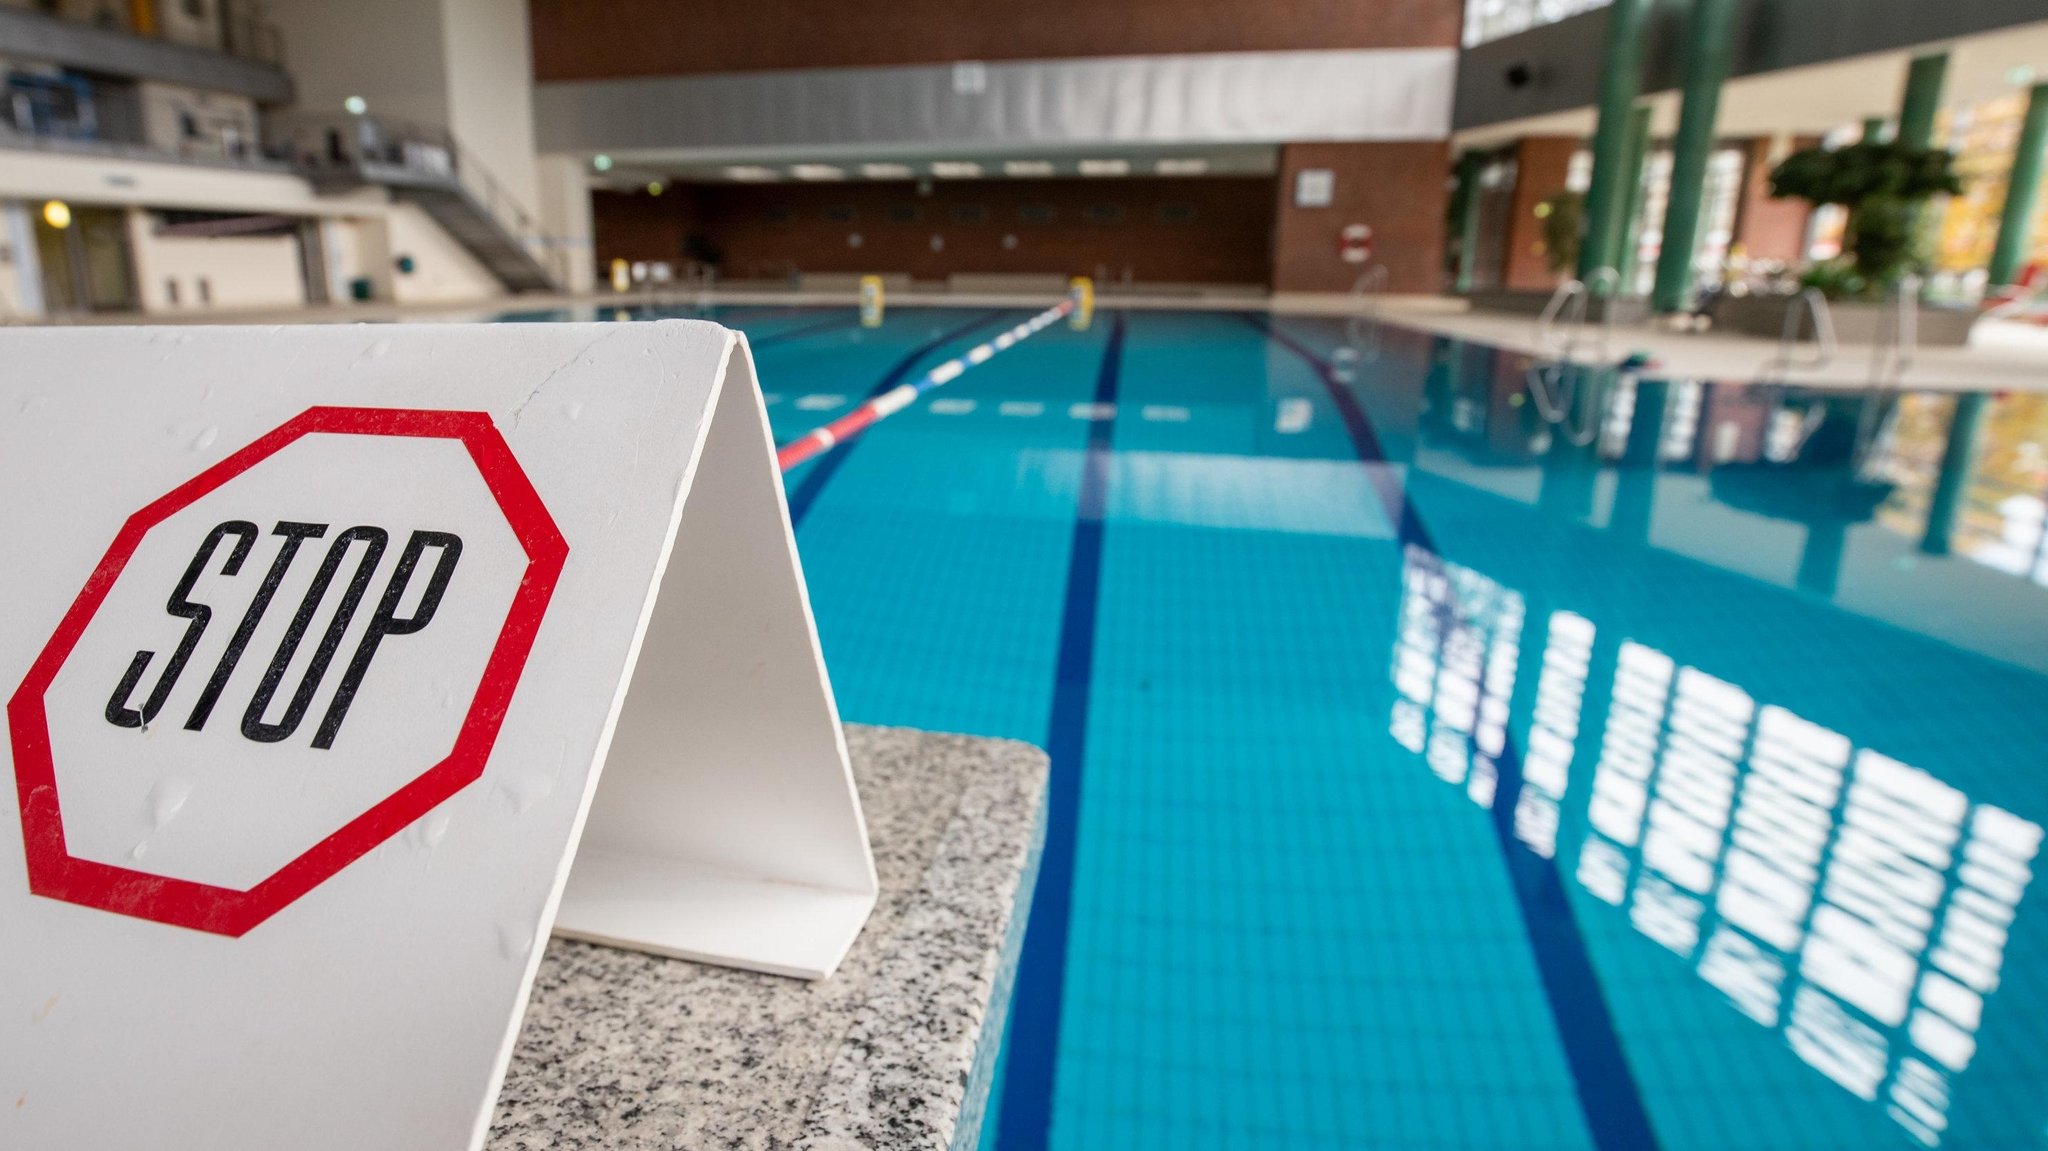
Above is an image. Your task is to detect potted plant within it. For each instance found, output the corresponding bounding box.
[1716,140,1972,345]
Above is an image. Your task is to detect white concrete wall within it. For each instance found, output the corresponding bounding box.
[0,201,44,319]
[264,0,537,298]
[0,148,358,215]
[385,200,499,303]
[267,0,539,225]
[440,0,539,223]
[320,216,394,301]
[535,153,594,294]
[126,210,307,312]
[263,0,452,129]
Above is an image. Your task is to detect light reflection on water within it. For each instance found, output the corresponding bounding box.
[1390,543,2041,1147]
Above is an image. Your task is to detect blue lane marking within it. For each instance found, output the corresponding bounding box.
[786,309,1012,526]
[996,312,1125,1151]
[1249,313,1663,1151]
[746,309,866,349]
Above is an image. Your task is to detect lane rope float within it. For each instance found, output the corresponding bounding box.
[776,294,1077,472]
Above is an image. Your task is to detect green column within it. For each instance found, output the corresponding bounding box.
[1862,117,1889,143]
[1988,83,2048,288]
[1577,0,1654,284]
[1452,151,1487,294]
[1609,103,1654,293]
[1921,392,1990,556]
[1897,53,1949,150]
[1896,55,1949,280]
[1650,0,1740,313]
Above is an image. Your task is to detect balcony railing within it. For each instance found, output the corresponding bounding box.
[0,120,294,175]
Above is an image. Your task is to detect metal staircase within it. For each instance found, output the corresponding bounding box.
[277,114,560,294]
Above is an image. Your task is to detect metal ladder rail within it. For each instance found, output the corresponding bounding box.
[1758,287,1838,387]
[1333,263,1391,366]
[1527,267,1625,447]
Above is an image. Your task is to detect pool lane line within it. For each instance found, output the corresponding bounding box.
[777,299,1076,473]
[1245,313,1664,1151]
[778,305,1019,520]
[744,309,867,349]
[995,311,1123,1151]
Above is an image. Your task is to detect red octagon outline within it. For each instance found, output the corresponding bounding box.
[6,406,568,937]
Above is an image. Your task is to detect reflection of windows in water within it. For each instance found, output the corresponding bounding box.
[1390,544,2043,1147]
[1390,544,1521,809]
[1660,380,1704,462]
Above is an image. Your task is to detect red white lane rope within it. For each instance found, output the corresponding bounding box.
[776,298,1076,472]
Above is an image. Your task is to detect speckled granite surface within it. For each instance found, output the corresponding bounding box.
[488,725,1048,1151]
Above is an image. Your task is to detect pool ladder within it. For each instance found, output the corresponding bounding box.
[1332,263,1389,372]
[1527,269,1620,447]
[1756,287,1838,389]
[1757,279,1915,470]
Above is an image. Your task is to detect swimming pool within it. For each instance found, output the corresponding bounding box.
[527,303,2048,1151]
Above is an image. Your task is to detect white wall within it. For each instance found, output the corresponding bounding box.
[126,209,307,313]
[440,0,540,221]
[263,0,452,130]
[266,0,539,224]
[0,201,44,319]
[535,153,594,294]
[0,148,359,215]
[385,201,500,303]
[320,216,394,302]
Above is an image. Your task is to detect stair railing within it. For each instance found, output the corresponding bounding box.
[274,112,552,281]
[1527,268,1621,447]
[1868,273,1920,388]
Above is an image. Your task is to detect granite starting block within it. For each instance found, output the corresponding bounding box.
[488,725,1048,1150]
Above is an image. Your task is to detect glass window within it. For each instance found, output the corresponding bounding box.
[1463,0,1614,48]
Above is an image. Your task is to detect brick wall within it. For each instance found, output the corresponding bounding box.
[1731,136,1817,266]
[1270,142,1451,295]
[1503,136,1581,291]
[593,176,1277,286]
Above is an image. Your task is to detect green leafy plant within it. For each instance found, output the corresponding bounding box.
[1537,190,1585,276]
[1769,141,1961,298]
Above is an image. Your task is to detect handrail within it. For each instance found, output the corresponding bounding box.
[1527,271,1622,447]
[271,112,543,257]
[0,123,292,174]
[1335,263,1389,366]
[1869,274,1920,387]
[1584,266,1621,364]
[1534,278,1588,361]
[1757,288,1837,386]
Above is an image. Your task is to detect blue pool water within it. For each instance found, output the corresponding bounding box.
[530,303,2048,1151]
